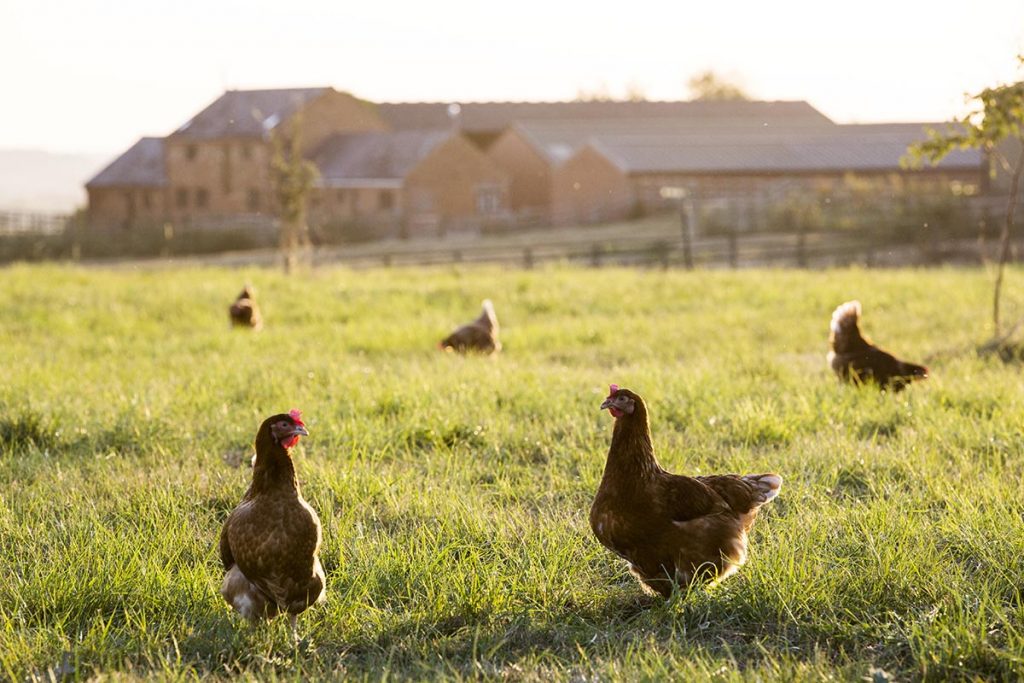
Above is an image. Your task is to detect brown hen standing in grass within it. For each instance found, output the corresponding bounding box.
[229,285,263,330]
[439,299,501,354]
[220,410,324,637]
[590,385,782,597]
[828,300,927,392]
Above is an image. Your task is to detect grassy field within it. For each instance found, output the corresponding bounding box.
[2,263,1023,681]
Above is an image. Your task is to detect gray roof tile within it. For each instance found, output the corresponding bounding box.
[536,122,983,174]
[312,130,451,186]
[377,100,833,134]
[172,88,328,139]
[86,137,166,188]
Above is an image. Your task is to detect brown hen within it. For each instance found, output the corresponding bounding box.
[229,285,263,330]
[220,410,325,635]
[590,386,782,597]
[440,299,501,354]
[828,300,927,392]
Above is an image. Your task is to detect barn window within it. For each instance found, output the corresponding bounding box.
[379,190,394,211]
[185,145,198,161]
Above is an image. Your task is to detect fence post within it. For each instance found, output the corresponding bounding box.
[728,227,738,269]
[523,247,534,269]
[796,228,807,268]
[591,243,603,267]
[680,207,694,270]
[162,222,174,258]
[70,214,81,262]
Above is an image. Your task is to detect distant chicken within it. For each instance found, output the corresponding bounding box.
[828,300,927,392]
[590,386,782,597]
[229,285,263,330]
[220,410,324,635]
[439,299,501,354]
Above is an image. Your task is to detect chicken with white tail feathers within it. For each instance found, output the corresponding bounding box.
[828,300,928,392]
[439,299,501,354]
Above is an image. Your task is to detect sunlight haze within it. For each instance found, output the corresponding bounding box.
[3,0,1023,156]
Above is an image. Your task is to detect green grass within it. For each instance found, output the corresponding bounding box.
[2,263,1024,681]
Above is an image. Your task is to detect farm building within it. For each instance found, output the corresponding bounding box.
[496,120,987,226]
[487,111,833,222]
[86,88,988,238]
[87,88,385,230]
[309,130,509,238]
[85,137,168,230]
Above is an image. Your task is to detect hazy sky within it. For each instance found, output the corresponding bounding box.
[3,0,1023,157]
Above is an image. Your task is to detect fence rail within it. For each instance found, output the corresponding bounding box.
[0,211,69,236]
[296,230,994,271]
[0,207,1017,270]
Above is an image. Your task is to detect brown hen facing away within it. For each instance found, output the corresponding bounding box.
[229,285,263,330]
[590,386,782,597]
[828,300,927,392]
[220,411,325,635]
[440,299,501,354]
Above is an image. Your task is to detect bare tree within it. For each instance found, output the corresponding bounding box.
[907,57,1024,338]
[574,82,614,102]
[687,70,750,102]
[270,115,318,274]
[624,81,648,102]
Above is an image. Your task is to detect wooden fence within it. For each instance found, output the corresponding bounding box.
[1,208,1014,270]
[0,211,68,236]
[293,230,989,271]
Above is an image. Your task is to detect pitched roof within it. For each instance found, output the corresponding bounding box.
[86,137,166,188]
[510,117,827,165]
[171,88,329,139]
[377,100,833,134]
[573,123,984,175]
[312,130,452,187]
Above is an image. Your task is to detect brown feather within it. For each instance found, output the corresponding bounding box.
[229,286,263,330]
[219,414,325,622]
[590,388,781,597]
[827,301,927,392]
[440,300,500,354]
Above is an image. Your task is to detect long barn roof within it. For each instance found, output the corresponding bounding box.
[377,100,834,134]
[507,120,982,174]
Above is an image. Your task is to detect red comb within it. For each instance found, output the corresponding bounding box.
[608,384,619,396]
[281,409,306,449]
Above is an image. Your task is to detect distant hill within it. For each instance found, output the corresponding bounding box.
[0,149,111,213]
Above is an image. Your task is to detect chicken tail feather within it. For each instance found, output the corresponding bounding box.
[743,473,783,504]
[478,299,498,329]
[830,300,861,335]
[829,300,867,354]
[221,565,273,622]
